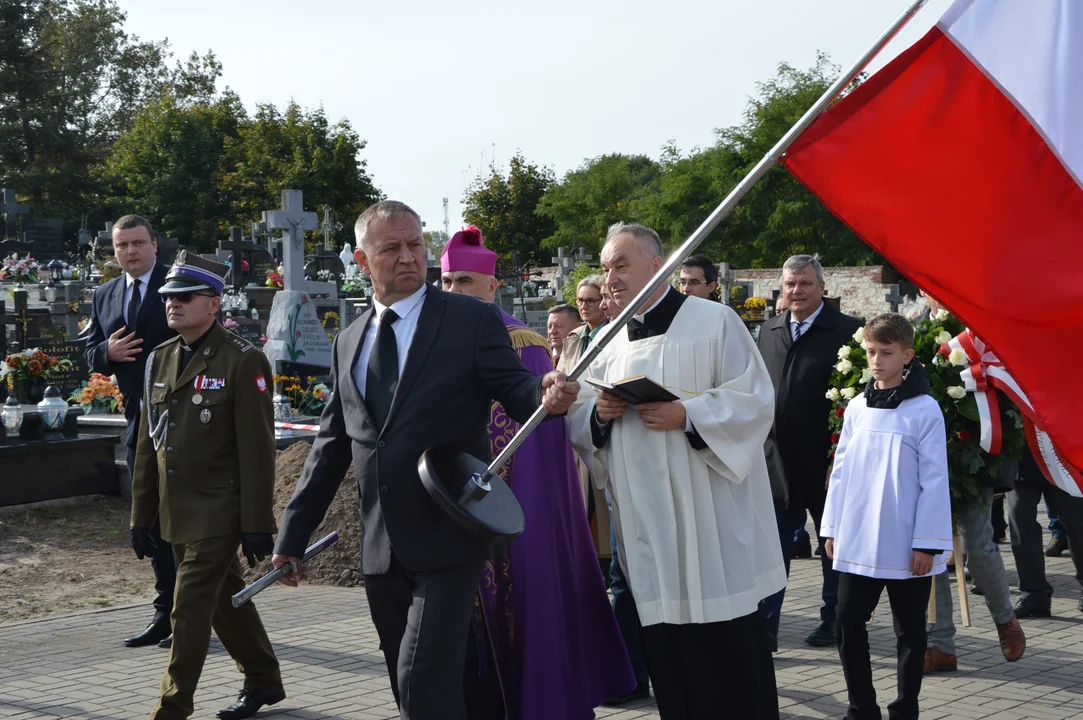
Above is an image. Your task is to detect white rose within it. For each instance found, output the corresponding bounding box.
[838,346,851,359]
[948,348,968,366]
[860,367,874,384]
[840,387,856,400]
[935,308,950,321]
[826,388,841,402]
[936,331,952,345]
[947,385,967,400]
[852,327,865,344]
[836,359,853,374]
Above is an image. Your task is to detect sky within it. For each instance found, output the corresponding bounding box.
[119,0,955,238]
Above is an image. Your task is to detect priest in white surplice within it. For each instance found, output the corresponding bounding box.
[569,223,786,720]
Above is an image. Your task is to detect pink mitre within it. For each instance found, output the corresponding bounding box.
[441,225,496,275]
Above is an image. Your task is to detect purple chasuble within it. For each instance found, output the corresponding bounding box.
[475,310,635,719]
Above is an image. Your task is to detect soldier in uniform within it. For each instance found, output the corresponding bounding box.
[130,251,285,720]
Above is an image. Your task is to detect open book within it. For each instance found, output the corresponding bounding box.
[583,374,679,405]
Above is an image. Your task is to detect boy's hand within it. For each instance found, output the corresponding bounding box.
[824,538,834,560]
[910,550,933,576]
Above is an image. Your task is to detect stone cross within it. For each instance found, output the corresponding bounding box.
[96,221,115,256]
[263,189,318,292]
[320,205,335,250]
[551,247,576,289]
[1,189,30,239]
[884,284,905,312]
[219,226,255,291]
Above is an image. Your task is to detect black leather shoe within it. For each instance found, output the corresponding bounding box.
[970,583,984,596]
[601,681,650,706]
[1013,596,1051,619]
[123,619,171,648]
[216,685,286,719]
[805,621,836,647]
[158,634,173,649]
[1045,536,1069,557]
[792,538,813,559]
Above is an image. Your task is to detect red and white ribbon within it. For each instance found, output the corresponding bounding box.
[275,421,319,431]
[940,329,1083,497]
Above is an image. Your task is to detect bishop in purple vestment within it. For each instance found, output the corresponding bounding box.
[440,227,636,720]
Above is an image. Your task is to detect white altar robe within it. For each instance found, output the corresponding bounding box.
[821,393,953,580]
[569,298,786,626]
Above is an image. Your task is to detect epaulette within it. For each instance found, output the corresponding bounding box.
[154,335,182,352]
[507,325,551,353]
[225,334,253,353]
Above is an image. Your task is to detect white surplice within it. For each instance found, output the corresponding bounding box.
[569,298,786,626]
[821,393,954,580]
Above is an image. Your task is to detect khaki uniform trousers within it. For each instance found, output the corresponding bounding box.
[151,533,280,719]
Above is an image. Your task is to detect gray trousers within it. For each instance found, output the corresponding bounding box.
[927,488,1013,654]
[1008,481,1083,602]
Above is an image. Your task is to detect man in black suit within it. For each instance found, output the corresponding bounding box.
[84,214,178,648]
[272,201,580,720]
[756,254,863,651]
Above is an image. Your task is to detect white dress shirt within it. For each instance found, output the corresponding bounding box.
[789,300,825,341]
[353,284,428,399]
[123,268,156,326]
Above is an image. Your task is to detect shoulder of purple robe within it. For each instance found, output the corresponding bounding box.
[498,308,553,375]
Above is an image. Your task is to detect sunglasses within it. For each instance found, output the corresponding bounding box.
[162,291,217,304]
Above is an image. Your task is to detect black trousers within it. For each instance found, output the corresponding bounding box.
[642,612,779,720]
[364,555,486,720]
[127,443,177,621]
[1008,481,1083,600]
[836,572,931,720]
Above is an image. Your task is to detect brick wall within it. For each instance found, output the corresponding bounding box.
[734,265,895,320]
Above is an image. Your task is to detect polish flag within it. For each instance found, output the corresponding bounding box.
[782,0,1083,496]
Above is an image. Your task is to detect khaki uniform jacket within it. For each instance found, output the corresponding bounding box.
[132,321,277,544]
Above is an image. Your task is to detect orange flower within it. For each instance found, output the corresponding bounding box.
[28,359,43,375]
[47,356,59,367]
[31,351,46,364]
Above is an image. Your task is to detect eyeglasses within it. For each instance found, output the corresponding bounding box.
[677,278,707,287]
[577,297,602,308]
[162,292,217,304]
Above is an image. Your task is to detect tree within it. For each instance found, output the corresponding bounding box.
[220,101,382,237]
[0,0,219,226]
[638,53,877,267]
[461,152,556,265]
[562,262,598,305]
[537,153,661,255]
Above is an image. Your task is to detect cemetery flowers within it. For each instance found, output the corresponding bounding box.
[266,267,284,289]
[1,348,73,385]
[273,375,331,416]
[68,373,124,414]
[825,311,1025,521]
[0,253,39,283]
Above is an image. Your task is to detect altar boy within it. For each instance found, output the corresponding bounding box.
[822,313,952,720]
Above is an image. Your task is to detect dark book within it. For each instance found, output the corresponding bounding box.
[584,374,679,405]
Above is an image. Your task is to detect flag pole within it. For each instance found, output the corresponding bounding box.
[479,0,930,483]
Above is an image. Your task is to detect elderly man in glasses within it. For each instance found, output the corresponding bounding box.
[130,250,284,720]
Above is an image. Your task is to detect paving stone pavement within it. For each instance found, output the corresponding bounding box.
[2,532,1082,719]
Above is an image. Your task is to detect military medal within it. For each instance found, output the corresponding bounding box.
[200,408,212,424]
[192,375,206,405]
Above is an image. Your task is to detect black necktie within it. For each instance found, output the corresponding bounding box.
[366,309,400,428]
[127,278,142,332]
[627,318,647,341]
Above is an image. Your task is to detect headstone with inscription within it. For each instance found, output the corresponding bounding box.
[261,190,330,372]
[27,336,89,399]
[20,218,65,259]
[1,189,30,239]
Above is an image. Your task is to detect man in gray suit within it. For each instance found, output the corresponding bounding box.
[272,201,579,720]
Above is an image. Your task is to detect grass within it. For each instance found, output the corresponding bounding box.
[90,598,110,607]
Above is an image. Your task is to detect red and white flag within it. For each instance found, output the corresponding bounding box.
[782,0,1083,496]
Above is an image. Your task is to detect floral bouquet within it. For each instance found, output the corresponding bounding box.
[0,253,39,283]
[68,373,124,414]
[273,375,331,416]
[1,348,73,386]
[266,266,284,289]
[826,309,1025,521]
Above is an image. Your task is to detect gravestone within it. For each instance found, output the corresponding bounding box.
[303,252,345,284]
[1,189,30,239]
[885,284,905,313]
[20,218,65,259]
[95,222,115,257]
[26,336,89,399]
[339,297,371,331]
[219,226,261,290]
[156,235,180,265]
[262,190,331,372]
[230,317,264,346]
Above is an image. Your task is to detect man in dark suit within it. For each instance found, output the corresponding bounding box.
[756,254,863,651]
[271,201,580,720]
[84,214,178,648]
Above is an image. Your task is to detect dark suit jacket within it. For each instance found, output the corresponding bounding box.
[275,286,545,575]
[757,301,862,512]
[83,262,175,448]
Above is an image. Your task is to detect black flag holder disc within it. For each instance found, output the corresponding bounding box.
[417,0,927,542]
[418,447,525,540]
